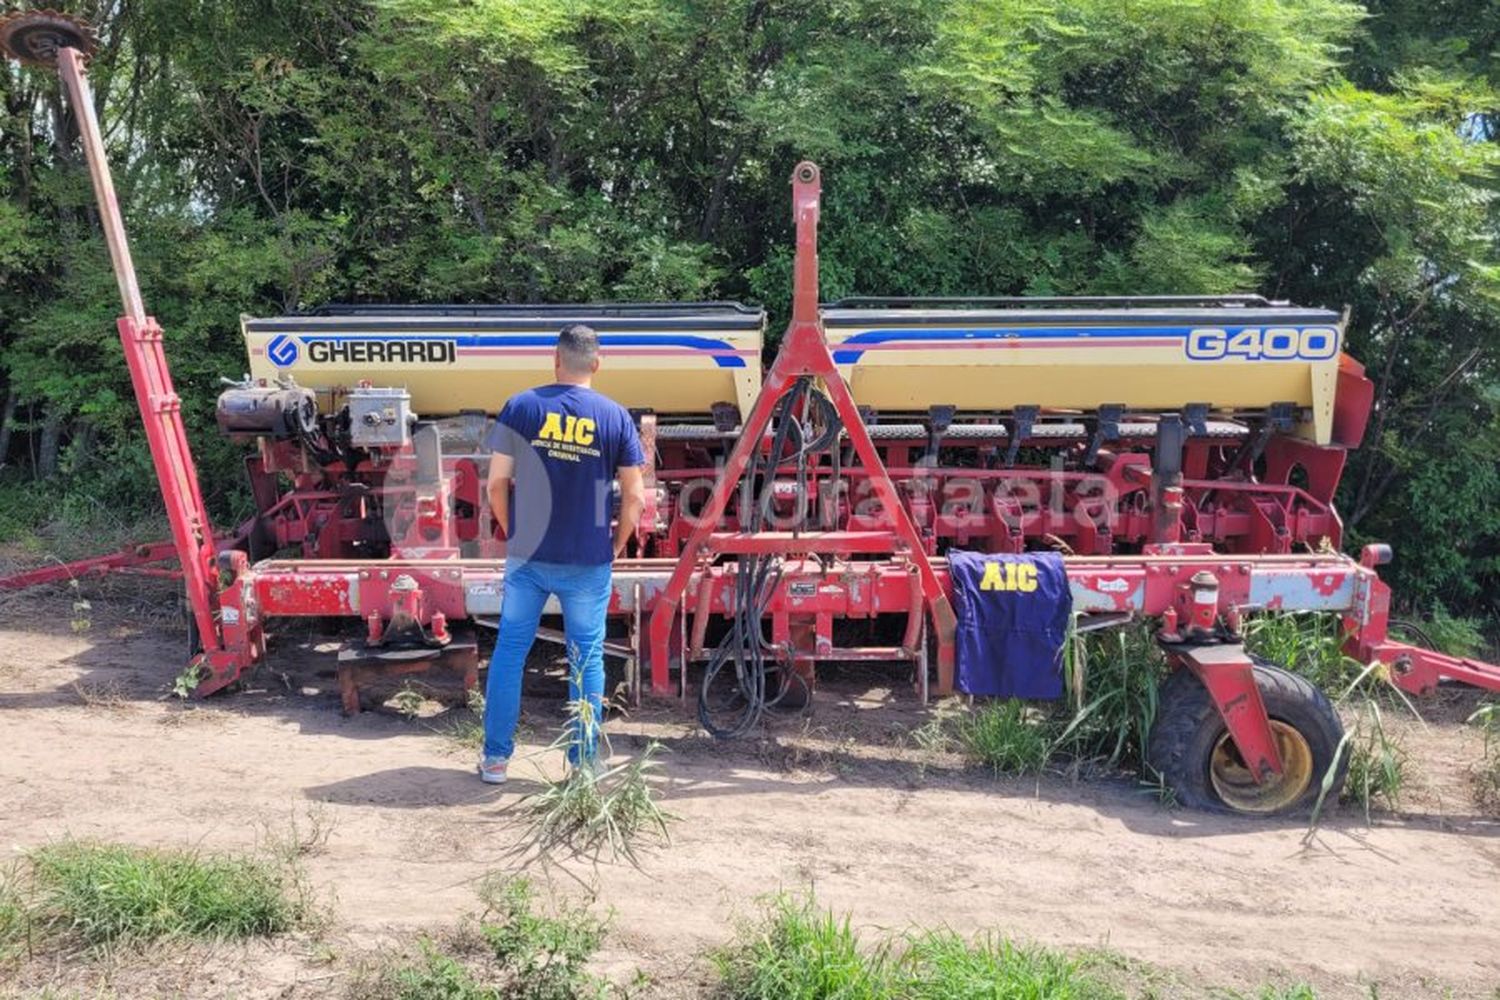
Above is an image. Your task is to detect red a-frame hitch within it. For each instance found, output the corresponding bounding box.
[645,162,958,695]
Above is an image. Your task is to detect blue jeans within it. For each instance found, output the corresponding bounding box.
[482,559,613,766]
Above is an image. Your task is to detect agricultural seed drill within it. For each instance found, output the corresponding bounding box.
[4,10,1500,817]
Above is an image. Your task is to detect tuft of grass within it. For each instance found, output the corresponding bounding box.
[954,701,1055,775]
[713,894,890,1000]
[1243,612,1361,692]
[0,865,30,964]
[1468,702,1500,814]
[1340,700,1408,819]
[1137,764,1178,809]
[1257,987,1319,1000]
[713,893,1125,999]
[24,840,306,945]
[899,929,1124,999]
[522,742,674,865]
[913,625,1166,782]
[436,688,488,753]
[1056,626,1164,769]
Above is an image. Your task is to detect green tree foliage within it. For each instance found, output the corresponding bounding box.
[0,0,1496,613]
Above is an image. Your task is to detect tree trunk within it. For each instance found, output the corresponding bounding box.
[36,406,63,479]
[0,388,15,469]
[699,136,745,243]
[67,419,97,473]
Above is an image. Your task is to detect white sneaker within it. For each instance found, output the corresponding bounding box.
[478,755,509,784]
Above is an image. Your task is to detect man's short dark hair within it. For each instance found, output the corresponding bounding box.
[557,323,600,374]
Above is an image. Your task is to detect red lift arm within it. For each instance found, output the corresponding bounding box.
[0,18,223,666]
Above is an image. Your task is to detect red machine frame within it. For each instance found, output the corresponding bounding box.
[9,29,1500,797]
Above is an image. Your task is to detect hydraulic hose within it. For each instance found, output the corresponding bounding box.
[698,378,840,738]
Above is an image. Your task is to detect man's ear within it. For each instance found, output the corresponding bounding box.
[590,356,601,374]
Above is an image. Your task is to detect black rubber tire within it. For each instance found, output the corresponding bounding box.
[1146,658,1346,816]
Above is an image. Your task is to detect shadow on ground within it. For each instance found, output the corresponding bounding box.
[3,582,1498,844]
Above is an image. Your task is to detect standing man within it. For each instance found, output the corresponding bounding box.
[479,323,646,784]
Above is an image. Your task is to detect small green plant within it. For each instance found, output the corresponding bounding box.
[370,876,607,1000]
[1340,700,1407,819]
[906,709,959,756]
[24,840,306,945]
[955,700,1054,775]
[478,876,606,998]
[68,579,91,633]
[391,942,495,1000]
[1468,702,1499,735]
[1468,702,1500,814]
[391,682,425,719]
[1137,764,1178,809]
[171,660,205,699]
[1257,986,1318,1000]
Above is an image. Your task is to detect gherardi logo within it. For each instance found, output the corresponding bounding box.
[303,339,457,364]
[979,562,1038,592]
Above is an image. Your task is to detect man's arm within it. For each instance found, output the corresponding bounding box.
[613,464,645,558]
[487,451,514,539]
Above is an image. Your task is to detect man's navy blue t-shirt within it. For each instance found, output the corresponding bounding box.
[486,384,645,565]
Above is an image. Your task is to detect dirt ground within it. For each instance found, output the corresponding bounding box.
[2,580,1499,999]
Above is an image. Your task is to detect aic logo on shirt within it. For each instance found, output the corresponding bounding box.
[979,561,1038,593]
[533,411,602,463]
[540,413,595,445]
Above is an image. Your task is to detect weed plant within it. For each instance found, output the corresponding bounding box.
[954,701,1053,774]
[479,876,606,998]
[713,893,1124,999]
[0,866,28,963]
[1243,613,1362,691]
[713,894,890,1000]
[369,876,607,1000]
[522,742,673,865]
[1468,702,1500,813]
[438,688,488,752]
[930,625,1165,779]
[1340,700,1408,818]
[390,943,494,1000]
[1056,626,1164,768]
[517,686,673,865]
[15,840,306,948]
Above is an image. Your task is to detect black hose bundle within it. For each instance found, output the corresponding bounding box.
[698,377,841,738]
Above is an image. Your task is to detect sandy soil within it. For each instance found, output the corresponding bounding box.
[1,581,1498,999]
